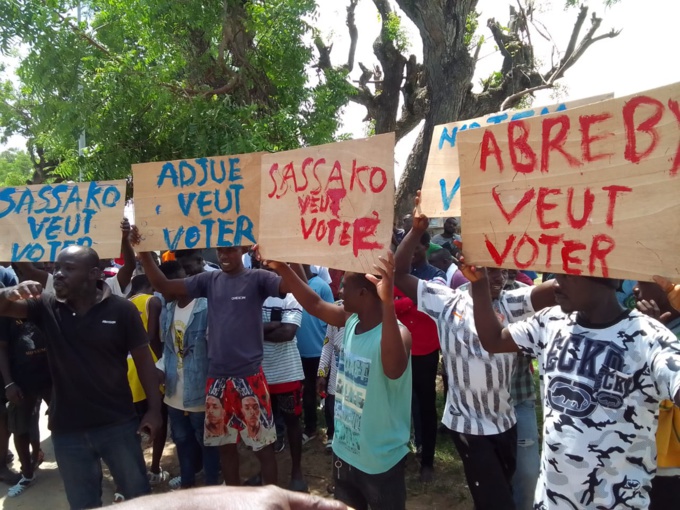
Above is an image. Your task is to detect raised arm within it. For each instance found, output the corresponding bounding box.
[138,252,188,298]
[393,191,428,302]
[0,282,42,319]
[266,261,348,328]
[467,265,519,353]
[530,279,557,311]
[366,252,412,379]
[116,219,136,292]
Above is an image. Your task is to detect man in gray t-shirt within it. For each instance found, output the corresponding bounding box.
[139,247,291,488]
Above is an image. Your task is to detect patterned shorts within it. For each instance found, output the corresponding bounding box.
[204,368,276,451]
[269,381,303,417]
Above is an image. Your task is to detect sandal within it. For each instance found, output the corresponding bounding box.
[8,475,35,497]
[113,492,125,504]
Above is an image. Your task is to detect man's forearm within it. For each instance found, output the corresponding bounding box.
[138,359,162,413]
[380,302,409,379]
[470,279,505,351]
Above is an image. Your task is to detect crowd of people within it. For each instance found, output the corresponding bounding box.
[0,194,678,510]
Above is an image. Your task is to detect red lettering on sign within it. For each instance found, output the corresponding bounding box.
[485,234,516,266]
[327,161,346,191]
[588,234,616,277]
[301,217,316,239]
[538,234,563,268]
[513,234,539,269]
[352,213,383,256]
[268,163,281,199]
[602,185,633,227]
[667,99,680,176]
[541,115,581,172]
[492,186,536,224]
[566,187,594,230]
[561,240,587,275]
[508,121,537,174]
[350,160,370,192]
[623,96,664,164]
[536,187,561,229]
[480,131,504,172]
[579,113,614,163]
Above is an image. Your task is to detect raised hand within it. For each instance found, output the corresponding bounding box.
[252,244,286,272]
[454,255,485,283]
[653,275,680,312]
[636,298,673,324]
[6,281,43,301]
[412,190,429,232]
[129,225,142,246]
[365,252,395,304]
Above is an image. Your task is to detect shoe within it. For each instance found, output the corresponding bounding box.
[168,475,182,491]
[288,478,309,493]
[301,432,317,445]
[113,493,125,504]
[147,470,169,486]
[7,475,34,497]
[274,436,286,453]
[324,437,333,453]
[420,465,435,483]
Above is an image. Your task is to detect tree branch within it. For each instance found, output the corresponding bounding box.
[345,0,359,72]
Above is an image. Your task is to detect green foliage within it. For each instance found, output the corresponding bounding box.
[383,12,410,53]
[0,149,33,186]
[0,0,351,182]
[480,71,504,90]
[464,11,480,49]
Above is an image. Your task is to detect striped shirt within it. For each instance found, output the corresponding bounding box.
[417,280,534,435]
[261,294,304,385]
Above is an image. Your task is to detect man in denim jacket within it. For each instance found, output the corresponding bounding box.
[157,261,220,489]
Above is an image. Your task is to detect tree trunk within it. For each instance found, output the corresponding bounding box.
[394,0,478,216]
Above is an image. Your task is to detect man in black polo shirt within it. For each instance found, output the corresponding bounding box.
[0,246,161,509]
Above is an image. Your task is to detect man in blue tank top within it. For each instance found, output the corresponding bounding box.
[262,250,412,510]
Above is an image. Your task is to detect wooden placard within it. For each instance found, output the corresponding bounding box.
[0,180,126,262]
[258,134,395,273]
[420,94,613,218]
[133,153,261,252]
[457,82,680,282]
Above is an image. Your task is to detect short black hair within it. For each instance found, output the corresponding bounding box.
[174,249,202,260]
[429,248,452,262]
[345,272,379,299]
[419,231,431,246]
[159,261,184,280]
[129,274,151,295]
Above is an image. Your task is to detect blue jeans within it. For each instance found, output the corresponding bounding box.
[512,400,540,510]
[167,406,220,487]
[52,419,149,509]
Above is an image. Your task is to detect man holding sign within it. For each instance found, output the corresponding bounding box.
[465,264,680,508]
[138,246,302,488]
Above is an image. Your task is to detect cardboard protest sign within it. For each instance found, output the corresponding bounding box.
[0,180,126,262]
[420,94,612,218]
[258,134,395,273]
[457,82,680,282]
[133,154,261,252]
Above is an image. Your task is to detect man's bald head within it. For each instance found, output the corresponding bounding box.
[58,245,100,270]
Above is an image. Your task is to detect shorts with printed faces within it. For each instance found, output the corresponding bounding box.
[269,381,303,417]
[204,368,276,451]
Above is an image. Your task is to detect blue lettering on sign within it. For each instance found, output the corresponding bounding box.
[439,177,461,212]
[161,216,256,251]
[7,181,121,262]
[434,101,579,211]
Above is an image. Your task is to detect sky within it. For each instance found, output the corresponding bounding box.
[2,0,680,183]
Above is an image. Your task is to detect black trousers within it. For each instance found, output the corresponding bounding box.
[333,454,406,510]
[325,394,336,439]
[450,425,517,510]
[650,475,680,510]
[301,356,320,434]
[411,350,439,468]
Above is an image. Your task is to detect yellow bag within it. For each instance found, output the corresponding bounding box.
[127,347,159,403]
[657,400,680,468]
